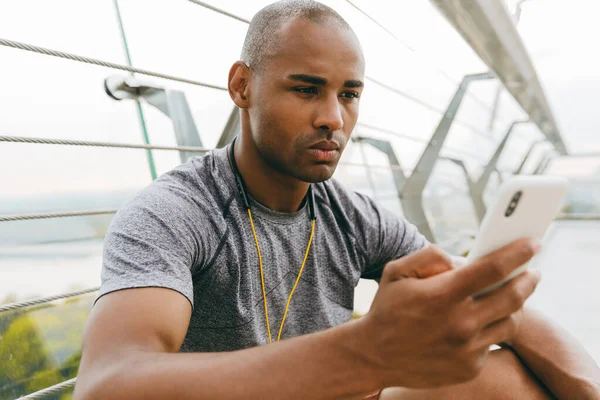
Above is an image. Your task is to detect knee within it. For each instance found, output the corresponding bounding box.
[485,348,530,381]
[476,348,552,400]
[379,349,553,400]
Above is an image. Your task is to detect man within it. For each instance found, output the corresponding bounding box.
[74,1,600,399]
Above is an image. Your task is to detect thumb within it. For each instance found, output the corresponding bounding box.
[381,246,454,284]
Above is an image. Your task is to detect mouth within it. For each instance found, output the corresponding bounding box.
[307,141,340,162]
[309,140,340,151]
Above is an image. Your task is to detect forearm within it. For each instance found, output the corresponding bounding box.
[508,306,600,399]
[75,318,381,400]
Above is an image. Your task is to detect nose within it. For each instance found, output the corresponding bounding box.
[313,94,344,133]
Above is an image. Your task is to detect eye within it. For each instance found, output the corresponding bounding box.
[340,91,360,99]
[294,87,318,95]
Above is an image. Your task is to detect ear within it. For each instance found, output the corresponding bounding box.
[228,61,251,108]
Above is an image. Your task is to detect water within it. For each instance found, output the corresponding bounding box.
[0,200,598,400]
[0,219,599,399]
[2,221,599,364]
[0,239,103,301]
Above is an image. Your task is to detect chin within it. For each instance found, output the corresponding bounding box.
[296,164,337,183]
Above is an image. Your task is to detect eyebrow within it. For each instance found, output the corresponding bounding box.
[287,74,364,88]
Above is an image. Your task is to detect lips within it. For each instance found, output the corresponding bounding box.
[307,140,340,162]
[309,140,340,150]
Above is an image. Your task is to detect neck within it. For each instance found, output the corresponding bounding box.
[233,135,310,213]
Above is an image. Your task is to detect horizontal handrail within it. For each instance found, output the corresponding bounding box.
[555,213,600,221]
[356,122,429,144]
[355,123,487,163]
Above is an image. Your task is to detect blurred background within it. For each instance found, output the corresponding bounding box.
[1,0,599,398]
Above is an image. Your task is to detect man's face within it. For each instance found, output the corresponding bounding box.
[247,18,365,183]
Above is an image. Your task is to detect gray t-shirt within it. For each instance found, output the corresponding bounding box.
[98,146,428,352]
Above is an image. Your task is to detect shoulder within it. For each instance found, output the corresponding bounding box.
[112,149,235,230]
[314,178,382,224]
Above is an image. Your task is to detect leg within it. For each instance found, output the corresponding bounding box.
[379,348,556,400]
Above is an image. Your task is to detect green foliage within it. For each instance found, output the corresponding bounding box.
[0,295,93,399]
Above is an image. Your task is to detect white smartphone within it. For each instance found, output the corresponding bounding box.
[466,176,569,297]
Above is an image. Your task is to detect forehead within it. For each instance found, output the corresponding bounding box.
[264,18,365,81]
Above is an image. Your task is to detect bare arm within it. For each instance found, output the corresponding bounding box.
[74,240,541,399]
[73,287,379,400]
[507,306,600,399]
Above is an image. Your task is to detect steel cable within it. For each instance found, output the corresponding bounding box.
[343,0,501,115]
[16,378,77,399]
[0,38,227,91]
[0,210,117,223]
[0,288,99,313]
[0,135,210,152]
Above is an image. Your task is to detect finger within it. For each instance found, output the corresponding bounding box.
[471,269,541,327]
[447,238,541,300]
[381,245,453,284]
[473,313,522,349]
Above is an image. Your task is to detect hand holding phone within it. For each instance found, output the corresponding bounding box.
[466,176,568,297]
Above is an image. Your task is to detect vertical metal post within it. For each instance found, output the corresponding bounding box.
[104,76,206,163]
[488,86,503,132]
[444,158,484,222]
[357,141,379,198]
[494,168,504,184]
[539,155,554,174]
[352,136,406,196]
[469,120,528,221]
[400,72,495,242]
[533,151,553,175]
[142,90,205,163]
[113,0,157,180]
[514,138,547,174]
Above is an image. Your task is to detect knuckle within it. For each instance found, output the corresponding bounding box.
[429,245,453,266]
[518,242,535,262]
[428,285,451,304]
[506,292,522,311]
[381,263,391,279]
[488,258,508,281]
[381,261,397,279]
[452,319,477,342]
[508,287,527,309]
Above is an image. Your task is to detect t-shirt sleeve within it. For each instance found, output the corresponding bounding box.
[356,195,430,280]
[96,185,201,308]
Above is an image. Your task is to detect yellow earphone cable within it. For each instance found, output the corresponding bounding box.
[247,209,273,343]
[247,208,316,343]
[277,218,316,342]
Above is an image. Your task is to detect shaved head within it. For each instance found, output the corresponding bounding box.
[241,0,354,73]
[228,0,365,187]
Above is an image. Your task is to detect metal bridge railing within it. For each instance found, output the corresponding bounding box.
[0,1,577,398]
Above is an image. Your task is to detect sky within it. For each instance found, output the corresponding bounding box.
[0,0,598,214]
[505,0,600,174]
[0,0,558,199]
